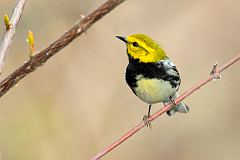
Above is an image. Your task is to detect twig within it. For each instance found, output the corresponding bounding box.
[0,0,125,97]
[91,54,240,160]
[0,0,27,73]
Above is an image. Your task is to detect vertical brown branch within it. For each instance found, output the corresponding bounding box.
[0,0,27,72]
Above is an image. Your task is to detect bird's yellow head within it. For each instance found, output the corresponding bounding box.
[116,34,167,63]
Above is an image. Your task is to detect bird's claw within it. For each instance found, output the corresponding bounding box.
[143,115,152,130]
[210,62,221,81]
[169,96,177,106]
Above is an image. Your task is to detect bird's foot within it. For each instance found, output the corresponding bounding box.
[169,96,177,106]
[143,115,152,130]
[166,96,178,116]
[210,62,221,81]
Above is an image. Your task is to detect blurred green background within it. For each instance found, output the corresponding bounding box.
[0,0,239,160]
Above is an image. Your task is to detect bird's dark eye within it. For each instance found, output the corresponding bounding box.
[132,42,138,47]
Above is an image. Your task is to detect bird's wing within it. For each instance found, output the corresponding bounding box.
[156,59,181,90]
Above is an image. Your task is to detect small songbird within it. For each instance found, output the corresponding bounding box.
[116,34,189,122]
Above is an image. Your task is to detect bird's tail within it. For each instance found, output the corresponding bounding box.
[164,92,189,116]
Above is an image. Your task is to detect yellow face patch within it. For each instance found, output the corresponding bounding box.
[126,34,167,63]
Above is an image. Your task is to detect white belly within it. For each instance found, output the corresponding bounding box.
[134,78,176,104]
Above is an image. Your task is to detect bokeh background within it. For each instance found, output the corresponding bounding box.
[0,0,239,160]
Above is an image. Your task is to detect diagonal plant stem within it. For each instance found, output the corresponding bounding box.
[91,54,240,160]
[0,0,126,97]
[0,0,27,73]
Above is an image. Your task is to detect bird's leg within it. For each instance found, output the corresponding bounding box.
[143,105,152,129]
[148,104,152,117]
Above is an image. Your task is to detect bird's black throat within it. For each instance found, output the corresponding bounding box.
[125,57,180,90]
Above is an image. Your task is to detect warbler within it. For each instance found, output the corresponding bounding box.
[116,34,189,120]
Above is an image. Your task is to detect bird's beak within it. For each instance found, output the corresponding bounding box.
[116,36,128,43]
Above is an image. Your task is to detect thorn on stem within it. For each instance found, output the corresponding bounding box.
[4,14,12,31]
[80,14,85,19]
[210,62,221,81]
[80,14,87,35]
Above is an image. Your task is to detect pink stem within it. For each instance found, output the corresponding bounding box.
[91,54,240,160]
